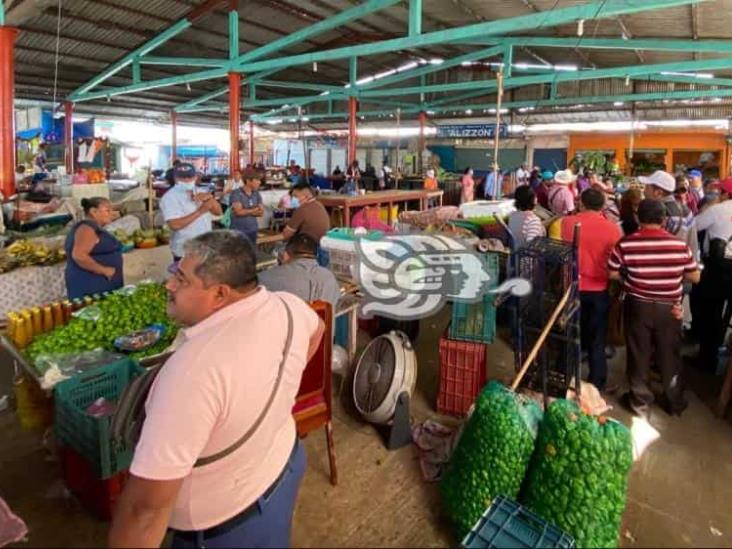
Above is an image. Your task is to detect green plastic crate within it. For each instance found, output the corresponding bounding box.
[462,496,576,549]
[54,358,144,479]
[449,252,499,343]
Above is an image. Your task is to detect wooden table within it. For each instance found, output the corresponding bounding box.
[318,190,432,227]
[256,230,285,246]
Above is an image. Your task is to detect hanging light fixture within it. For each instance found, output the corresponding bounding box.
[577,19,584,37]
[313,62,318,72]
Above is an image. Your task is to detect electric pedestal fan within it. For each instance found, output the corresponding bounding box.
[352,330,417,450]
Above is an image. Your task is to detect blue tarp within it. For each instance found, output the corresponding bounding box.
[16,111,94,142]
[161,145,226,158]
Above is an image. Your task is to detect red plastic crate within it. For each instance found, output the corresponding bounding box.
[437,335,487,417]
[61,446,128,521]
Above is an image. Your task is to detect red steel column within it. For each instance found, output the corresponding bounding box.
[64,101,74,174]
[229,72,241,174]
[418,111,427,174]
[170,110,178,162]
[0,26,18,199]
[347,96,358,167]
[248,121,255,166]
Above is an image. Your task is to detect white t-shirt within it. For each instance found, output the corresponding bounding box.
[131,288,319,530]
[159,186,213,257]
[695,200,732,256]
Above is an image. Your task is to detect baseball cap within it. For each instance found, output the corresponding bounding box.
[689,169,703,178]
[541,170,554,181]
[719,177,732,195]
[638,170,675,193]
[173,162,196,179]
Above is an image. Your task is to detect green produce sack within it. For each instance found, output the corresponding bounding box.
[440,380,543,540]
[521,399,633,549]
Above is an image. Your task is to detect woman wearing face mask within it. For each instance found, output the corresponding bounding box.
[460,167,475,203]
[65,197,124,299]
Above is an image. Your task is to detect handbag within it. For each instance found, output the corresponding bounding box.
[110,298,293,468]
[220,206,233,228]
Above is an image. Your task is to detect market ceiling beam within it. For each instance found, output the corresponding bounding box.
[473,36,732,54]
[69,0,705,104]
[357,56,732,98]
[257,80,346,93]
[231,0,707,73]
[257,86,732,122]
[140,57,228,67]
[409,0,422,37]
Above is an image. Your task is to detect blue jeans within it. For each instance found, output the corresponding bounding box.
[580,291,610,391]
[171,440,306,549]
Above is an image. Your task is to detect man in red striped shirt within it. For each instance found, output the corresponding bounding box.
[608,199,700,416]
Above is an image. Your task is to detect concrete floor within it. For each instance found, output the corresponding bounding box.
[2,308,732,547]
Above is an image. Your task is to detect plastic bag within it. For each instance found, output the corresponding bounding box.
[35,348,125,378]
[520,399,633,548]
[440,381,543,539]
[71,304,102,322]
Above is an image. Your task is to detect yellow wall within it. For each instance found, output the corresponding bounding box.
[568,131,730,176]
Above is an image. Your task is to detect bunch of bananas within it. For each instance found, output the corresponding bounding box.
[2,240,66,271]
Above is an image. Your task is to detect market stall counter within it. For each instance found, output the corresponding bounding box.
[317,189,433,227]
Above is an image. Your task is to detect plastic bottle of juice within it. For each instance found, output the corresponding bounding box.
[31,307,43,334]
[51,302,64,327]
[6,312,17,342]
[21,310,34,342]
[62,300,73,322]
[42,306,53,332]
[83,296,93,306]
[15,315,29,348]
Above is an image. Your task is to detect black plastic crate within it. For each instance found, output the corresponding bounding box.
[517,319,581,399]
[462,496,576,549]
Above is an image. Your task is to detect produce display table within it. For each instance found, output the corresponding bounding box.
[122,245,172,283]
[318,190,431,227]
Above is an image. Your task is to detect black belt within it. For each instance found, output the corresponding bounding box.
[172,440,297,542]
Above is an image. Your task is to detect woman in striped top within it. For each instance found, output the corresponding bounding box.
[508,185,545,249]
[608,199,700,417]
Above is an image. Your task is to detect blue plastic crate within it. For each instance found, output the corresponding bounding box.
[449,252,499,343]
[54,358,145,479]
[462,496,576,549]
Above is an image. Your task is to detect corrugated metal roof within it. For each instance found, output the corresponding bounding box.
[8,0,732,126]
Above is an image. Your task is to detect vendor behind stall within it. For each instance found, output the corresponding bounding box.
[283,183,331,266]
[64,197,123,299]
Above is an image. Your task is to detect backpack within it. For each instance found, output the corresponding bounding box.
[110,298,293,467]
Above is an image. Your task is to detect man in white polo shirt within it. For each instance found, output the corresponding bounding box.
[693,177,732,372]
[109,230,324,548]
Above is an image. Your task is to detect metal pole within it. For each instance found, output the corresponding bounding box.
[493,69,504,199]
[0,26,18,199]
[229,72,241,175]
[628,106,636,176]
[64,101,74,175]
[248,121,255,166]
[348,96,358,167]
[171,110,178,162]
[395,108,401,189]
[418,110,427,175]
[299,106,310,184]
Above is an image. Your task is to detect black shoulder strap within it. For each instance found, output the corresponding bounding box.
[194,297,294,467]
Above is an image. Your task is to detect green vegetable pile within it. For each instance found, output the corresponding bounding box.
[440,381,543,540]
[26,283,177,364]
[520,399,633,548]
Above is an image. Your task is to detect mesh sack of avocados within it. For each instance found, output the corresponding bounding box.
[439,380,543,540]
[520,399,633,548]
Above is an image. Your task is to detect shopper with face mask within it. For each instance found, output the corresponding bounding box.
[160,163,223,262]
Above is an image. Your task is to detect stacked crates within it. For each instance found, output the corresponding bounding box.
[437,251,501,417]
[513,236,581,401]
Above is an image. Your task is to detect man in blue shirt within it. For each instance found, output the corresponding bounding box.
[484,163,500,200]
[160,163,222,261]
[229,169,264,248]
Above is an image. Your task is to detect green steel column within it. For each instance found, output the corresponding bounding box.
[0,1,5,26]
[503,45,513,77]
[132,58,141,84]
[229,9,239,60]
[349,57,358,88]
[409,0,422,36]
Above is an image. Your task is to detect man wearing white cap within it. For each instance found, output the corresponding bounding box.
[547,169,576,216]
[640,170,698,260]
